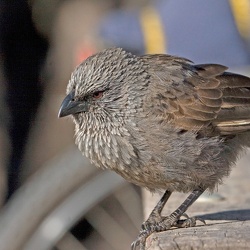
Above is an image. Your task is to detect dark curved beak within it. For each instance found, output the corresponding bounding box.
[58,91,88,118]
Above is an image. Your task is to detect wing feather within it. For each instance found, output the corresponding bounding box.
[141,54,250,136]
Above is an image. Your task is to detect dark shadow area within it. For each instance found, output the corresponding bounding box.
[198,209,250,221]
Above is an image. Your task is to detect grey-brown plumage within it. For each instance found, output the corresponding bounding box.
[59,48,250,249]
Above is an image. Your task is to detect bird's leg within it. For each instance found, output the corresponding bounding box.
[166,188,205,228]
[141,190,172,231]
[131,190,171,250]
[131,188,205,250]
[172,189,206,228]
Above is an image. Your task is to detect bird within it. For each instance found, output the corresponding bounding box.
[58,47,250,249]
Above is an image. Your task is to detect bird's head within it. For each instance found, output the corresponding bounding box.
[58,48,149,169]
[58,48,149,125]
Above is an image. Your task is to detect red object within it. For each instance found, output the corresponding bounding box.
[75,45,96,66]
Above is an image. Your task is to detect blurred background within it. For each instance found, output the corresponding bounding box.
[0,0,249,249]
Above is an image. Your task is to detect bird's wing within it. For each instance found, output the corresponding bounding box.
[213,72,250,135]
[140,54,250,136]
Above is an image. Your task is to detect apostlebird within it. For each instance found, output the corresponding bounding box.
[59,48,250,249]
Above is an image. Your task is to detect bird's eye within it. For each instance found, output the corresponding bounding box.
[92,91,104,99]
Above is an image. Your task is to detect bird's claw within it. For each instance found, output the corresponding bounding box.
[131,222,158,250]
[131,222,155,250]
[174,214,206,228]
[131,216,173,250]
[131,235,146,250]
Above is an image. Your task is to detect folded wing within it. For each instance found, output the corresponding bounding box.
[141,54,250,136]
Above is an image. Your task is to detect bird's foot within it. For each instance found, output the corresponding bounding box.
[131,215,176,250]
[174,213,206,228]
[131,213,205,250]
